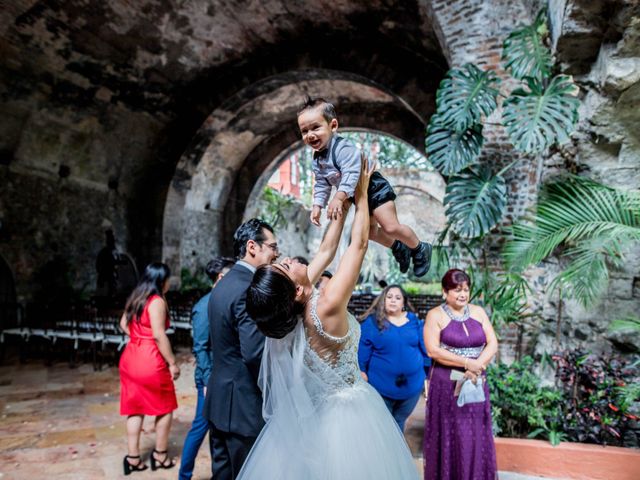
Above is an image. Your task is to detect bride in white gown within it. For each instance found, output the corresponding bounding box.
[241,155,420,480]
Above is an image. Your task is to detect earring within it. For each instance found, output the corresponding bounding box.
[442,294,446,300]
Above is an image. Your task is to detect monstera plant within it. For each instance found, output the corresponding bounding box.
[426,9,580,239]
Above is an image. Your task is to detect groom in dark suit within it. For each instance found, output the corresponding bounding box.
[203,218,278,480]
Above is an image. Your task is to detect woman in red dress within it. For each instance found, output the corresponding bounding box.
[119,262,180,475]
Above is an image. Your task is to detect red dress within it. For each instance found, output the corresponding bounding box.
[119,295,178,415]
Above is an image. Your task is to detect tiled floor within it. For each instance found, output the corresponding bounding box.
[0,350,562,480]
[0,348,209,479]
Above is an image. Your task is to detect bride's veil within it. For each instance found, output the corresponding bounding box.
[239,317,345,479]
[259,317,317,421]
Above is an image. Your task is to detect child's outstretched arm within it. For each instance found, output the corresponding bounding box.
[329,143,362,222]
[311,175,332,226]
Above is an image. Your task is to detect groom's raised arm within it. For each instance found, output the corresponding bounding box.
[307,201,349,286]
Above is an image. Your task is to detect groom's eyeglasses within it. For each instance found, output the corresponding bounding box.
[261,242,280,255]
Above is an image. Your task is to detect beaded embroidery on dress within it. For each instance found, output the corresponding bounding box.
[305,290,361,386]
[237,289,420,480]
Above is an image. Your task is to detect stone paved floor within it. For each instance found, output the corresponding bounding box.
[0,348,564,479]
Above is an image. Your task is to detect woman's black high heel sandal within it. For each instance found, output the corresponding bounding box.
[150,449,176,471]
[123,455,148,475]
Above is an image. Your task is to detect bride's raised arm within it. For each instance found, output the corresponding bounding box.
[307,197,350,286]
[317,153,373,335]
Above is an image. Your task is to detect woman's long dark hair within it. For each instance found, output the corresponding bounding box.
[358,284,414,331]
[123,262,170,323]
[247,264,304,339]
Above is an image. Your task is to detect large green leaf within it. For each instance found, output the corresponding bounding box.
[609,316,640,334]
[444,164,508,238]
[502,75,580,154]
[435,64,500,132]
[426,116,483,175]
[502,9,553,80]
[503,176,640,307]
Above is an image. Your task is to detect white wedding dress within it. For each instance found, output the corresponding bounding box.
[237,290,420,479]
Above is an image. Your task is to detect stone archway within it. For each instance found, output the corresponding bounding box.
[162,71,434,276]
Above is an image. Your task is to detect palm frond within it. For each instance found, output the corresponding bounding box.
[504,176,640,269]
[608,316,640,334]
[549,239,612,307]
[504,176,640,307]
[435,64,500,132]
[444,164,508,239]
[502,75,580,154]
[426,117,483,175]
[502,9,553,80]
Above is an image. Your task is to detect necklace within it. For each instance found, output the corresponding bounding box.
[441,303,470,322]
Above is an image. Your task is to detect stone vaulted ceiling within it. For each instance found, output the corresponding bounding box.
[1,0,445,121]
[0,0,449,289]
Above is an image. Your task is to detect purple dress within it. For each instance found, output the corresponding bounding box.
[423,306,497,480]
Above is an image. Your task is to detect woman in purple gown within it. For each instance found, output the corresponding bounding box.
[423,269,498,480]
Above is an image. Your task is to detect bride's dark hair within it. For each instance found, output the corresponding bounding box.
[247,264,303,339]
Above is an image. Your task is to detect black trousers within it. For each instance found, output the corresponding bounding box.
[367,171,397,215]
[210,422,257,480]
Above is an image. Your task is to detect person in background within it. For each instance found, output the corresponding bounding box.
[423,269,498,480]
[119,262,180,475]
[314,270,333,292]
[358,284,429,432]
[179,256,235,480]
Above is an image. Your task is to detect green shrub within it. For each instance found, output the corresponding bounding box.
[487,357,564,443]
[402,281,441,296]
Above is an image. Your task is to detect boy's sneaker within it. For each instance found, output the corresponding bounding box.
[391,240,411,274]
[411,242,432,277]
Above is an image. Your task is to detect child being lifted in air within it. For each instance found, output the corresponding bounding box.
[297,97,432,277]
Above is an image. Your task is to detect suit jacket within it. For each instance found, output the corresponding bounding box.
[203,262,265,437]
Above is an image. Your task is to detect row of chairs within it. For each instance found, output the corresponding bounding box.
[0,293,441,369]
[0,302,128,370]
[0,298,199,369]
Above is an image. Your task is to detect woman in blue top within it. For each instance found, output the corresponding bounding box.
[358,284,430,431]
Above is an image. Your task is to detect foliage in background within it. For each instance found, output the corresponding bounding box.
[256,187,296,229]
[504,176,640,308]
[488,357,564,444]
[342,131,432,171]
[472,270,536,332]
[402,281,442,296]
[180,267,209,292]
[359,248,385,288]
[488,354,640,447]
[553,350,639,447]
[609,316,640,336]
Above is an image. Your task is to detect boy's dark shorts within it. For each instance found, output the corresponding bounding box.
[367,171,396,215]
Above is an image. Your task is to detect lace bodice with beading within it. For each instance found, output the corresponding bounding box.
[303,290,362,387]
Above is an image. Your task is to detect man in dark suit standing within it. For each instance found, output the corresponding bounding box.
[204,218,278,480]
